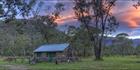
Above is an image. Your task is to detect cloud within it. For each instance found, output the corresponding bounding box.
[54,15,76,24]
[118,8,140,28]
[110,1,140,38]
[53,0,140,38]
[129,28,140,36]
[112,1,140,28]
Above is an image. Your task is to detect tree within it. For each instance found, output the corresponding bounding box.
[30,2,65,43]
[72,26,93,57]
[114,33,134,55]
[73,0,119,60]
[136,44,140,55]
[133,1,140,9]
[0,0,36,21]
[0,1,69,57]
[65,25,93,57]
[116,33,129,39]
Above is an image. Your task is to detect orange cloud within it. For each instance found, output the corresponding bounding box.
[55,3,140,28]
[54,15,76,24]
[54,11,89,25]
[116,7,140,28]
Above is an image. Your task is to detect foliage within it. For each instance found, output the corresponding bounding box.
[66,26,93,57]
[0,0,139,60]
[0,17,72,56]
[103,33,135,56]
[0,0,36,20]
[135,44,140,55]
[73,0,119,60]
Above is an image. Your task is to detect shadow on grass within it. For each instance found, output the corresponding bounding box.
[134,61,140,63]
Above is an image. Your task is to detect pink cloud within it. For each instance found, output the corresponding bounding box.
[115,7,140,28]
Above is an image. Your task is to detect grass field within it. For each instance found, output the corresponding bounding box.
[0,56,140,70]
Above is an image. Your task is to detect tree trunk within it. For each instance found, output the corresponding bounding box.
[94,45,102,60]
[93,37,103,60]
[83,47,86,57]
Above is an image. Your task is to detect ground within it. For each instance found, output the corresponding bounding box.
[0,56,140,70]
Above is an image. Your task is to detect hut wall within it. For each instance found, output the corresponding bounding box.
[56,52,65,57]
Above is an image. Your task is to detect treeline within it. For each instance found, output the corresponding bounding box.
[0,20,44,56]
[103,45,140,56]
[103,33,140,56]
[0,20,140,57]
[0,19,93,57]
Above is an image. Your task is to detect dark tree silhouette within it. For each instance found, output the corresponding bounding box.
[73,0,119,60]
[0,0,36,21]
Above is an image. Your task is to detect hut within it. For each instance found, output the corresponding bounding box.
[33,43,73,62]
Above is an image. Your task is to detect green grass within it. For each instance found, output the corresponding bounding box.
[0,56,140,70]
[29,56,140,70]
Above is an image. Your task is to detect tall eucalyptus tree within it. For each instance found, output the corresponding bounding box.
[73,0,119,60]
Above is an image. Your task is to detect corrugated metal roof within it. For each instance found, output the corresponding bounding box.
[34,43,69,53]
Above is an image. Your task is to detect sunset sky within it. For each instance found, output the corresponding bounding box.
[29,0,140,39]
